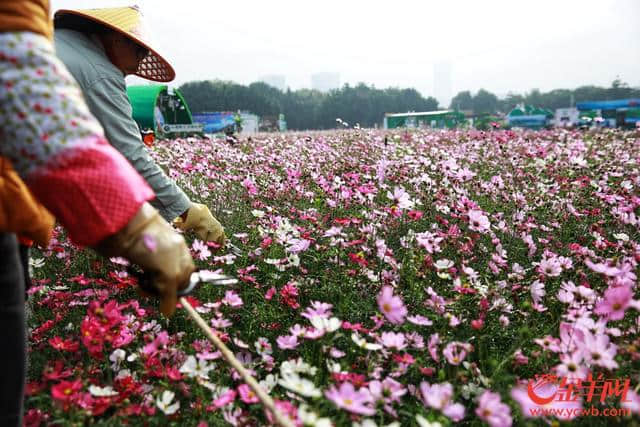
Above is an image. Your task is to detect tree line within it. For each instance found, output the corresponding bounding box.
[450,78,640,115]
[178,80,438,130]
[178,78,640,130]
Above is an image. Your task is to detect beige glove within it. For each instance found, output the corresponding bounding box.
[95,202,195,316]
[174,203,226,244]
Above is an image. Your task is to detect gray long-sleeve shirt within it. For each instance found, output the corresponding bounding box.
[54,29,191,221]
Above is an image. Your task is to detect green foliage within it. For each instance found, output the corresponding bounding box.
[179,80,439,130]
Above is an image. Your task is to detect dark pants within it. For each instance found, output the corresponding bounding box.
[0,233,25,427]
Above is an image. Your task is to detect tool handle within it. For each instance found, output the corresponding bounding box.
[179,297,295,427]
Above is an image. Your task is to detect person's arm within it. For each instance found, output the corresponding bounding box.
[83,76,191,222]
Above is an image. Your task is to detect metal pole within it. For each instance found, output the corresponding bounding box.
[179,297,295,427]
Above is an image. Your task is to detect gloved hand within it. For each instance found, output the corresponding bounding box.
[174,203,226,244]
[95,202,195,316]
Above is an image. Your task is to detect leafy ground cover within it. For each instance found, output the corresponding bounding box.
[25,128,640,426]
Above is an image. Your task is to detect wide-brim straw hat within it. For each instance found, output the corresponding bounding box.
[54,5,175,82]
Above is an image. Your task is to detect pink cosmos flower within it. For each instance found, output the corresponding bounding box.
[191,239,211,260]
[276,335,299,350]
[579,332,618,369]
[428,333,441,362]
[443,341,472,365]
[554,351,589,382]
[377,286,407,324]
[621,390,640,414]
[594,285,632,320]
[264,287,276,300]
[242,177,258,195]
[237,384,260,404]
[387,186,414,210]
[534,336,561,353]
[407,314,433,326]
[212,389,237,409]
[537,258,562,277]
[530,280,546,305]
[419,381,465,422]
[324,382,375,416]
[380,332,407,350]
[141,331,169,357]
[468,209,490,233]
[301,301,333,319]
[369,377,407,415]
[222,291,243,308]
[584,259,620,276]
[476,390,513,427]
[286,238,311,254]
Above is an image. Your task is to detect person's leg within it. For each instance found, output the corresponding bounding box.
[0,233,26,427]
[18,244,31,300]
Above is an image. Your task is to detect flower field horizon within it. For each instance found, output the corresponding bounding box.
[26,128,640,426]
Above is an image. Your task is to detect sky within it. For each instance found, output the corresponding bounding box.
[51,0,640,106]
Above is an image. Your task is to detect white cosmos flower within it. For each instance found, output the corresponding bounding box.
[280,358,317,376]
[156,390,179,415]
[613,233,629,242]
[29,257,45,269]
[88,385,118,397]
[179,356,213,380]
[278,373,322,398]
[259,374,279,393]
[251,209,265,218]
[109,349,126,370]
[351,332,382,351]
[309,316,341,333]
[434,259,454,270]
[298,404,333,427]
[416,414,443,427]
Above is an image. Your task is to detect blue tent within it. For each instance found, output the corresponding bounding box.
[576,99,640,111]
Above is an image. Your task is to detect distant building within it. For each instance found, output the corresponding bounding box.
[259,74,286,92]
[311,72,340,92]
[383,110,465,129]
[433,62,452,108]
[553,107,579,127]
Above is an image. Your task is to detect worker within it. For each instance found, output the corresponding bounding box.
[53,6,225,244]
[0,1,196,425]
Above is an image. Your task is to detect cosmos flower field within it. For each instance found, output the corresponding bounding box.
[25,128,640,426]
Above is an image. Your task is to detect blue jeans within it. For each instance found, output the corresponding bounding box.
[0,233,25,427]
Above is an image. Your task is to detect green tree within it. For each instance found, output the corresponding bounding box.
[472,89,499,115]
[449,91,473,110]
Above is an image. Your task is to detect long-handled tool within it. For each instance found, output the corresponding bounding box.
[179,296,294,427]
[131,269,295,427]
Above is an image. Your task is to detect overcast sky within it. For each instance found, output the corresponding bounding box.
[51,0,640,105]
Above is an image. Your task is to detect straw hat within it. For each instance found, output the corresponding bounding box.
[54,5,175,82]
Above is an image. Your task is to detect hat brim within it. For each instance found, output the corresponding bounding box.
[54,9,176,82]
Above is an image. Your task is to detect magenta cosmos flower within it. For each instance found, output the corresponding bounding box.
[377,286,407,324]
[324,382,375,416]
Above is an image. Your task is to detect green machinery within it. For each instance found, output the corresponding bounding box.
[126,85,203,137]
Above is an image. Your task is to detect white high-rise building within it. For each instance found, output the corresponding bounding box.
[311,72,340,92]
[433,62,452,109]
[259,74,286,92]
